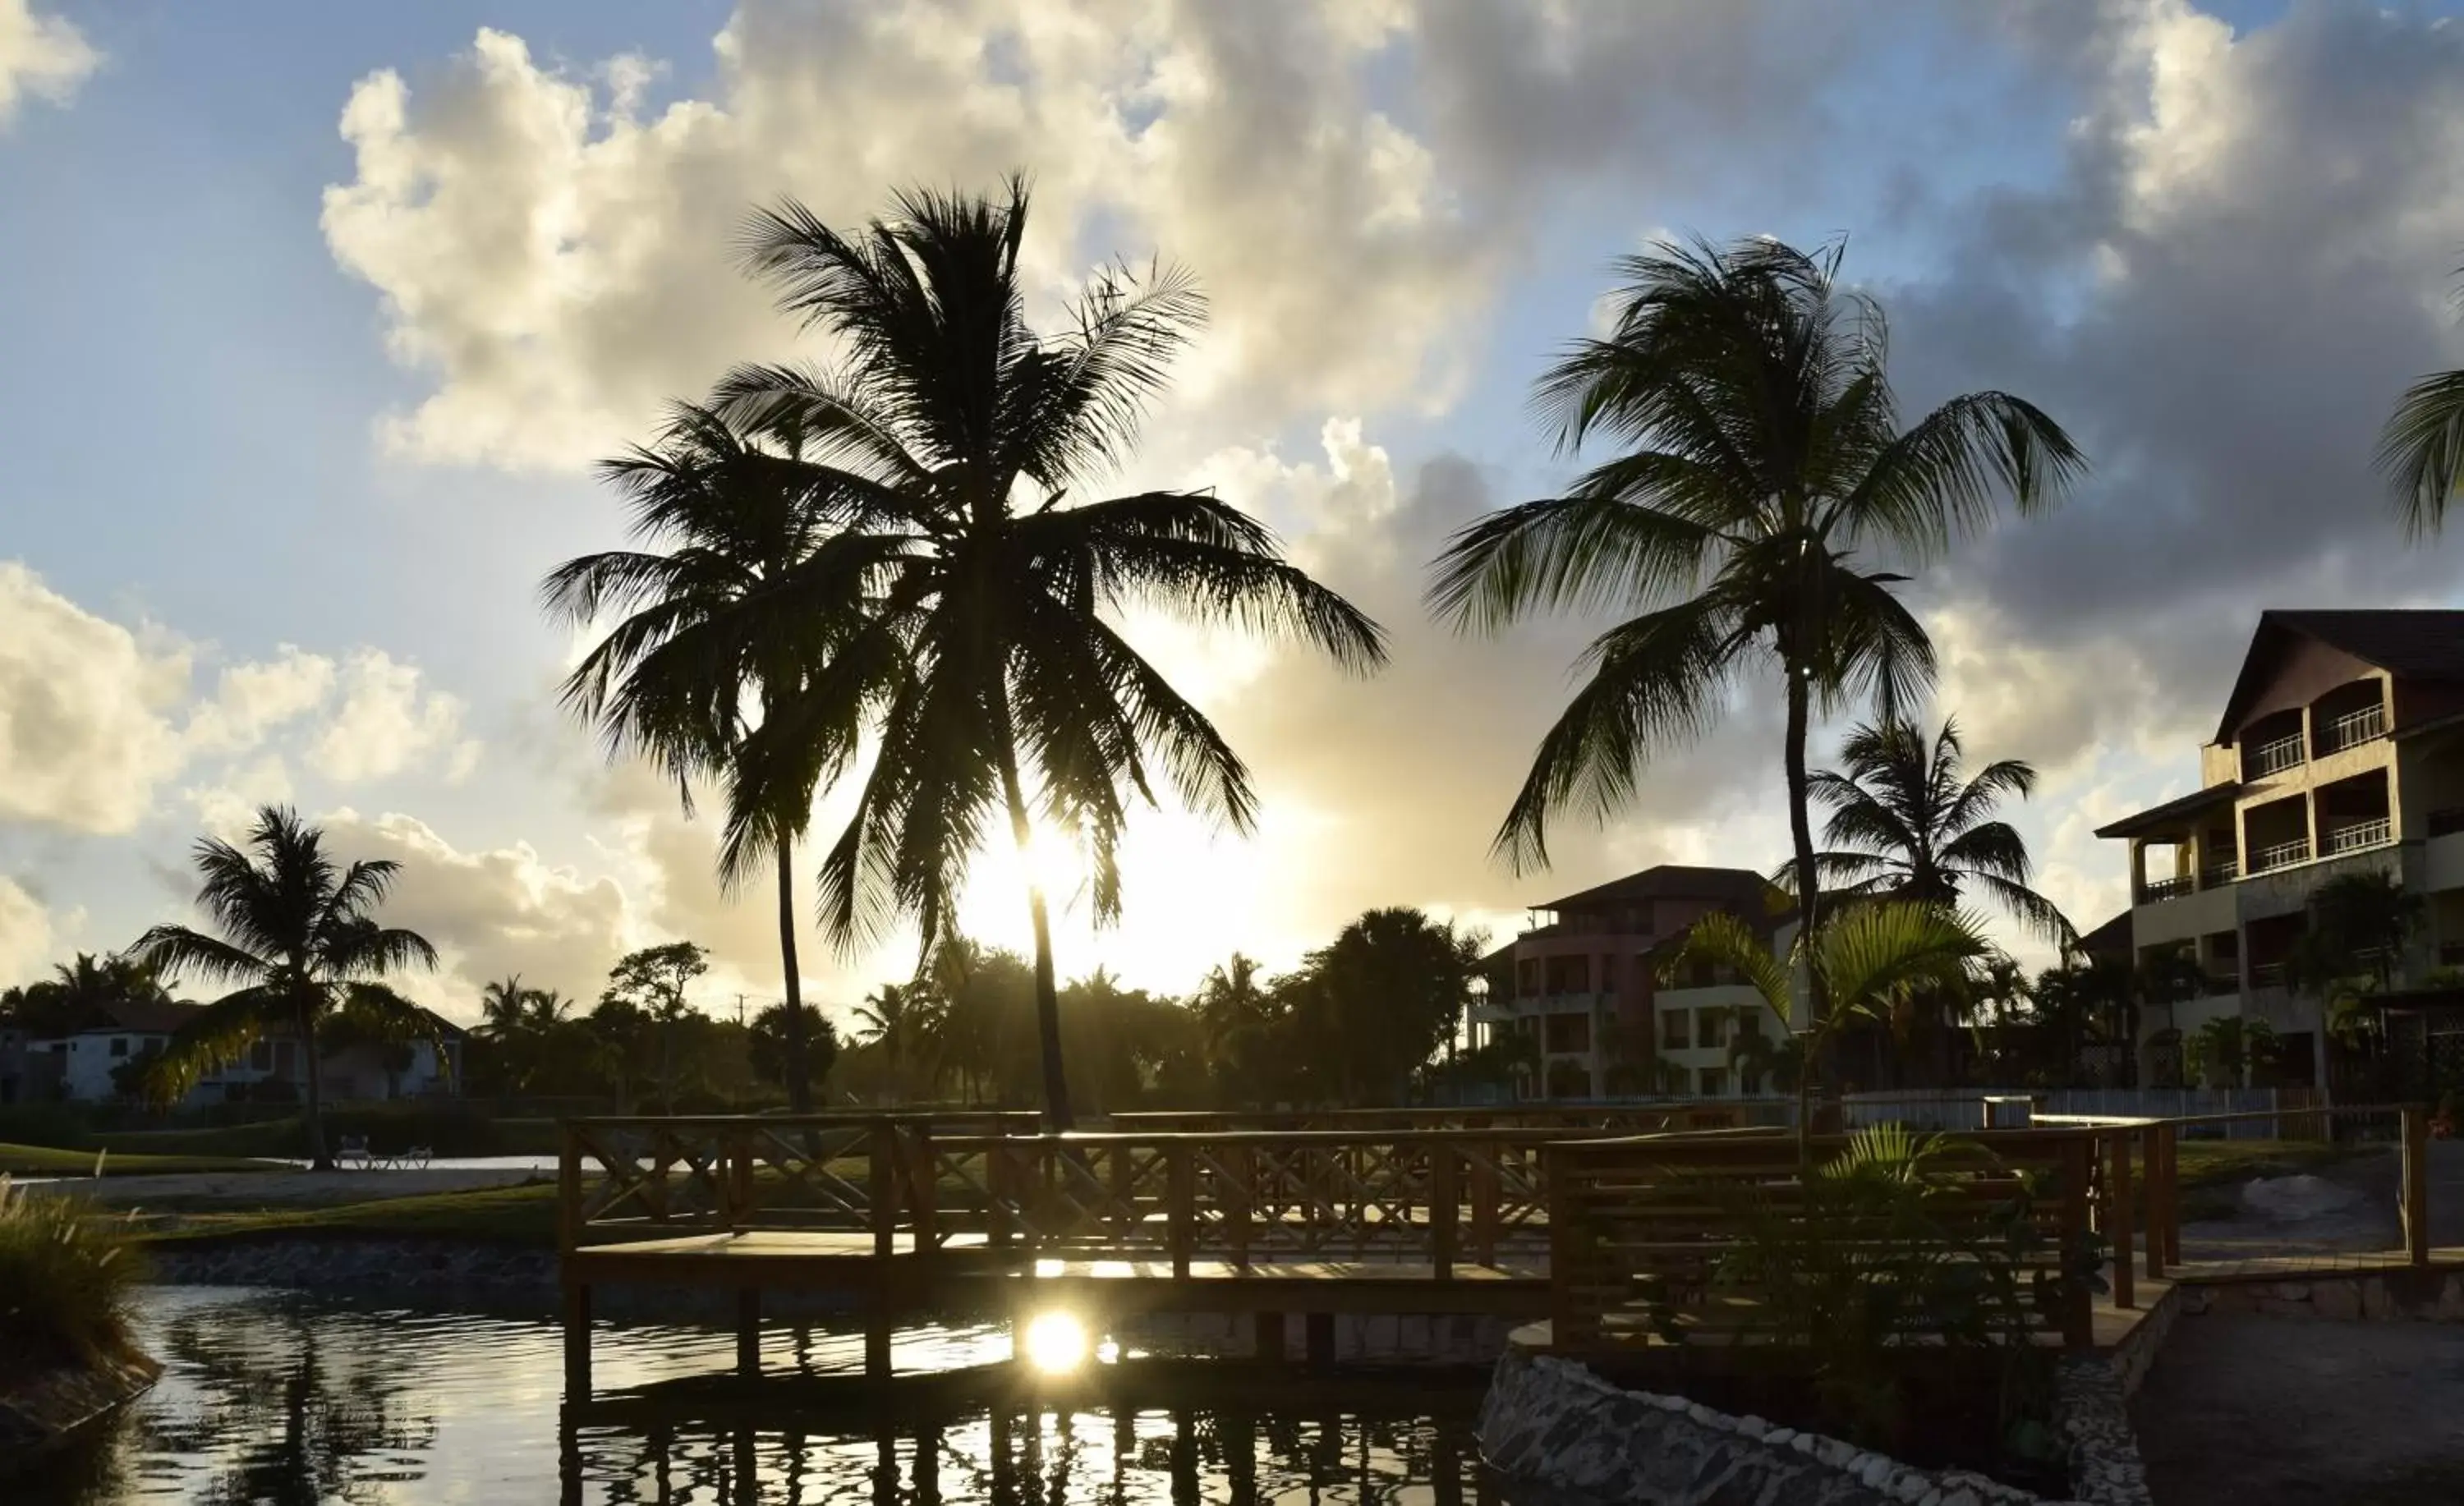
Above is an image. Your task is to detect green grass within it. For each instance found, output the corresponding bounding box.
[2172,1136,2377,1222]
[142,1180,563,1247]
[90,1121,306,1159]
[0,1142,292,1178]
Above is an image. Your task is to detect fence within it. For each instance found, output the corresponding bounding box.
[1843,1086,2326,1137]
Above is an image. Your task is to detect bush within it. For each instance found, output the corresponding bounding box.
[0,1177,144,1371]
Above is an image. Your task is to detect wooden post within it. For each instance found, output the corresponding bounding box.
[2058,1136,2094,1350]
[870,1121,897,1259]
[1229,1143,1253,1274]
[2404,1105,2432,1266]
[2140,1125,2167,1282]
[729,1128,754,1235]
[2159,1125,2181,1266]
[1253,1311,1285,1363]
[1430,1144,1460,1282]
[563,1281,592,1396]
[908,1125,938,1259]
[865,1309,894,1380]
[736,1288,761,1380]
[1469,1150,1501,1268]
[1304,1311,1335,1370]
[1112,1139,1138,1245]
[2107,1132,2135,1311]
[558,1128,584,1255]
[1167,1141,1195,1281]
[1545,1142,1594,1351]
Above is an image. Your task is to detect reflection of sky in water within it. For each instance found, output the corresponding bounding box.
[21,1288,1488,1504]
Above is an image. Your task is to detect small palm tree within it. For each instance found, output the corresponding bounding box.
[476,976,537,1041]
[134,806,441,1169]
[545,402,851,1113]
[1789,719,2076,948]
[851,981,942,1104]
[1430,237,2080,1012]
[1667,901,1993,1159]
[719,180,1386,1127]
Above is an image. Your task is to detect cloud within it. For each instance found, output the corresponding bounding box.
[0,562,190,834]
[0,875,53,983]
[316,809,637,1017]
[306,650,480,784]
[0,0,95,128]
[183,647,337,757]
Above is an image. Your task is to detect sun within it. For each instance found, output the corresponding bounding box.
[1020,1310,1089,1374]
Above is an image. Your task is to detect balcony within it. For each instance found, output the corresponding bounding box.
[2248,732,2305,777]
[2201,858,2240,886]
[2249,961,2286,989]
[2432,807,2464,839]
[2319,703,2387,754]
[2250,836,2312,873]
[2323,817,2393,856]
[2202,971,2241,996]
[2143,875,2194,902]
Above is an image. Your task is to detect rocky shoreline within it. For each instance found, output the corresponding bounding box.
[0,1352,160,1469]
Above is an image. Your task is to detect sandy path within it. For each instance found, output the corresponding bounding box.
[21,1166,545,1208]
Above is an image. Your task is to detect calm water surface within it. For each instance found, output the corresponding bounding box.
[22,1288,1495,1504]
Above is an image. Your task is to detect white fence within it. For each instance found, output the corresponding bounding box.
[1843,1086,2325,1138]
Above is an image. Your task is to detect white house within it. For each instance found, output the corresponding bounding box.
[29,999,464,1106]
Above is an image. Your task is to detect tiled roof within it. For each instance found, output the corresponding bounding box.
[1538,864,1782,915]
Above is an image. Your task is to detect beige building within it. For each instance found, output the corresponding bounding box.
[1474,865,1797,1100]
[2097,610,2464,1084]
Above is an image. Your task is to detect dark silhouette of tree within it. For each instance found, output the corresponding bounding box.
[1429,236,2080,1067]
[545,403,849,1112]
[716,179,1387,1127]
[0,950,172,1037]
[599,942,710,1113]
[133,806,439,1169]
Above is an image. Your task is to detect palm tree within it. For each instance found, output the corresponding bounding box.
[545,402,852,1113]
[1429,236,2080,1052]
[1787,719,2075,949]
[133,806,441,1169]
[851,981,941,1103]
[717,180,1387,1127]
[476,976,537,1040]
[1666,901,1993,1160]
[2378,297,2464,536]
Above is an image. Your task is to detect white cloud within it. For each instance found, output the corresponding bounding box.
[0,875,53,983]
[0,0,95,128]
[0,562,190,834]
[306,650,480,785]
[183,646,337,757]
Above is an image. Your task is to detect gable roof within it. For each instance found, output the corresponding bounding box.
[1539,864,1782,916]
[65,998,202,1035]
[2214,610,2464,742]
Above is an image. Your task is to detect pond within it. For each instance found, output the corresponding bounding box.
[18,1288,1501,1504]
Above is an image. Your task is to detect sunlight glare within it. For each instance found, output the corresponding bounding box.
[1021,1311,1089,1374]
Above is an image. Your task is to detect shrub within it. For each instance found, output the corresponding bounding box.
[0,1173,144,1370]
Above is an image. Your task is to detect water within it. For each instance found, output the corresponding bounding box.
[20,1288,1496,1504]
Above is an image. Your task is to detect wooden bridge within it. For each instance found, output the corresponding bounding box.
[555,1102,2439,1393]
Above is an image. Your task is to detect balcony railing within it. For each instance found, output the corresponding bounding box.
[2250,836,2312,873]
[2249,961,2286,989]
[2324,817,2393,856]
[2202,857,2240,886]
[2319,703,2387,753]
[2432,807,2464,839]
[2247,732,2305,777]
[2142,875,2194,902]
[2202,971,2241,996]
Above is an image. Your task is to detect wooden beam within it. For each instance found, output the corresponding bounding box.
[563,1281,592,1397]
[2107,1132,2135,1310]
[2140,1124,2166,1282]
[2404,1105,2432,1267]
[736,1288,761,1380]
[2058,1136,2094,1350]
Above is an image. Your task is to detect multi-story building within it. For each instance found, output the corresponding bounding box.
[2097,609,2464,1085]
[1476,865,1797,1100]
[16,997,465,1105]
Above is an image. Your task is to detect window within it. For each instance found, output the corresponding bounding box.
[1696,1009,1729,1049]
[1698,1066,1731,1097]
[250,1040,274,1072]
[109,1036,129,1058]
[1544,956,1592,994]
[1517,958,1541,998]
[1662,1009,1691,1049]
[1735,1011,1764,1042]
[1544,1012,1592,1054]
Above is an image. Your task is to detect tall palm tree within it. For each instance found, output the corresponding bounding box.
[134,806,440,1169]
[1429,236,2081,1031]
[2378,301,2464,536]
[1668,901,1993,1160]
[1788,718,2076,948]
[717,179,1387,1127]
[851,980,941,1103]
[476,976,537,1041]
[545,402,851,1113]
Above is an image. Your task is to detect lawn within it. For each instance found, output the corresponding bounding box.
[143,1181,562,1247]
[2172,1136,2378,1223]
[0,1142,292,1178]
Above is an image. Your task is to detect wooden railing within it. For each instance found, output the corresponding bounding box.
[1106,1104,1752,1134]
[1544,1129,2106,1353]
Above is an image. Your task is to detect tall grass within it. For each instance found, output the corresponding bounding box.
[0,1169,144,1367]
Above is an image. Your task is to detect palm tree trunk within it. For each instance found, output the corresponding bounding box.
[775,832,812,1113]
[992,739,1073,1131]
[1783,664,1830,1107]
[299,999,330,1172]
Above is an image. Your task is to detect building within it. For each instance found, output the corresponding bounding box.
[1478,864,1797,1100]
[22,998,465,1106]
[2096,609,2464,1086]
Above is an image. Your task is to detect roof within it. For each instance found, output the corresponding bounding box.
[2076,909,2133,960]
[2215,610,2464,742]
[65,998,202,1035]
[2094,781,2243,840]
[1538,864,1783,916]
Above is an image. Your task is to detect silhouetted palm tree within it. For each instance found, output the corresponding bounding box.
[545,402,849,1112]
[135,806,440,1169]
[1430,237,2081,1003]
[2378,300,2464,536]
[475,976,538,1041]
[1787,718,2076,948]
[852,981,941,1103]
[719,179,1387,1127]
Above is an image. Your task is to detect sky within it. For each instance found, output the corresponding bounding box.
[3,0,2464,1030]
